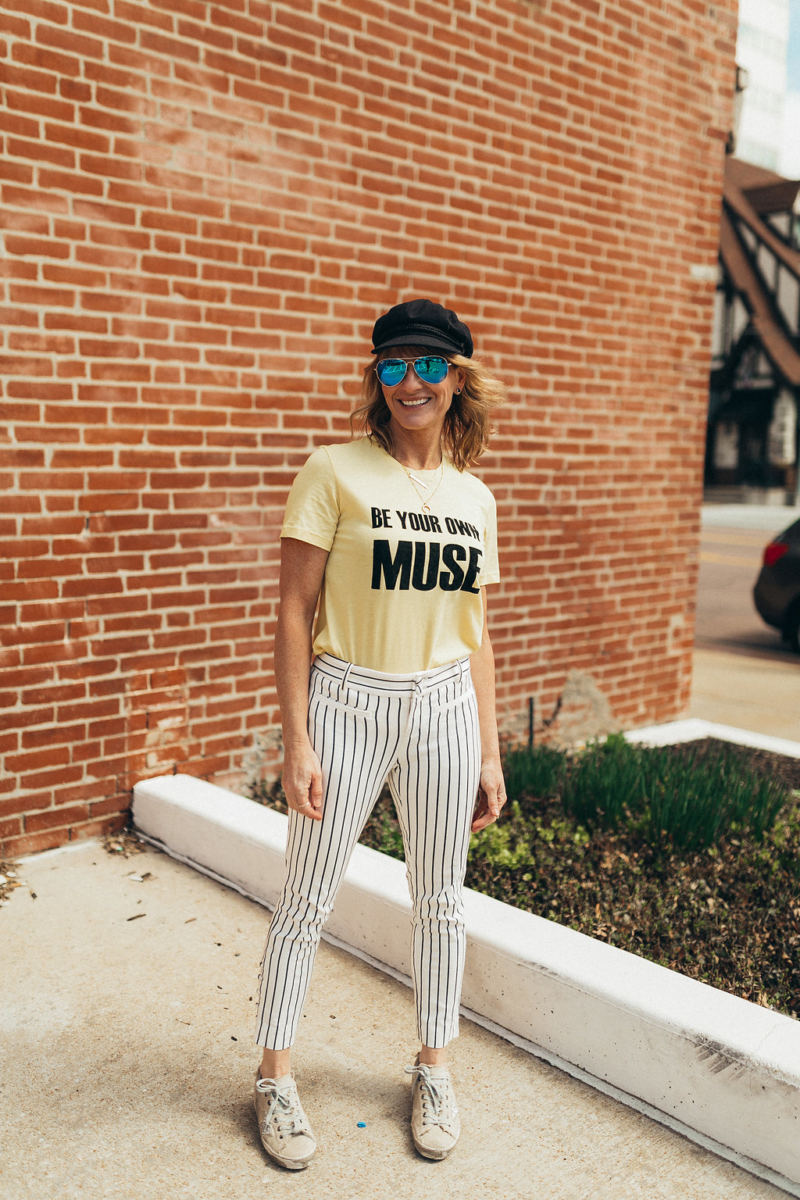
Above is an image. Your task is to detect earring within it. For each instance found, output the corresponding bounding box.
[454,388,461,394]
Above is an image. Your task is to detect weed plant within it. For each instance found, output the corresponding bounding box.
[503,744,565,806]
[561,735,644,830]
[557,734,789,849]
[639,743,789,849]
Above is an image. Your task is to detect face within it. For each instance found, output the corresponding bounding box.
[377,346,465,439]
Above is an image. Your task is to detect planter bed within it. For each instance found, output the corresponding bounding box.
[253,735,800,1020]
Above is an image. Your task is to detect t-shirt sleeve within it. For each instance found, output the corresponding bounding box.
[479,491,500,586]
[280,447,339,551]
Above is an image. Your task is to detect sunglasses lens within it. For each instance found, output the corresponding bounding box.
[414,356,449,383]
[376,359,407,385]
[376,356,450,385]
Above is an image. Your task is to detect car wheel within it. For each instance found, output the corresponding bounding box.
[784,599,800,654]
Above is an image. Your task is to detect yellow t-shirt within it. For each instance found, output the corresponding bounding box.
[281,438,500,673]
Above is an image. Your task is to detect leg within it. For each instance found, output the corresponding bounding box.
[253,677,400,1170]
[255,676,399,1050]
[419,1045,448,1065]
[259,1046,291,1078]
[394,677,479,1164]
[390,677,481,1053]
[398,686,479,1161]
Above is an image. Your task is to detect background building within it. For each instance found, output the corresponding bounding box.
[734,0,791,171]
[2,0,737,856]
[708,158,800,501]
[705,0,800,501]
[782,0,800,178]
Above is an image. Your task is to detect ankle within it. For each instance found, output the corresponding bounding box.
[418,1047,447,1067]
[259,1051,291,1080]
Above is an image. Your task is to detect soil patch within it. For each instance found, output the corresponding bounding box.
[357,738,800,1019]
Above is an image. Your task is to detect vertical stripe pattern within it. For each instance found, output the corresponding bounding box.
[255,653,481,1050]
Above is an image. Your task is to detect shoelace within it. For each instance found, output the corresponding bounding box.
[405,1063,457,1129]
[255,1077,308,1137]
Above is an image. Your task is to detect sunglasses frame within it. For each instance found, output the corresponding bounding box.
[374,355,452,386]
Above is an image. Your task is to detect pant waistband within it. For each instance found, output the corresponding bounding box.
[313,652,471,696]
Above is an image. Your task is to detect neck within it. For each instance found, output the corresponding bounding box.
[389,427,443,471]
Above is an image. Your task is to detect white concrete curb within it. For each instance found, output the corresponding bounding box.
[627,717,800,759]
[132,719,800,1195]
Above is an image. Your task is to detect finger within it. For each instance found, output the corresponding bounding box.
[484,787,502,818]
[309,768,323,809]
[471,795,503,832]
[286,783,320,818]
[294,799,322,821]
[470,795,488,833]
[492,789,506,814]
[299,774,323,816]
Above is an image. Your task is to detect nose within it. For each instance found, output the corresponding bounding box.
[397,363,427,390]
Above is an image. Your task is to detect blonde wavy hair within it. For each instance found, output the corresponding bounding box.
[350,345,507,471]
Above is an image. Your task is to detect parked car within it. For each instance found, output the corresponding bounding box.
[753,518,800,652]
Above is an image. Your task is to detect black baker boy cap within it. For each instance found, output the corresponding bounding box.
[371,298,473,358]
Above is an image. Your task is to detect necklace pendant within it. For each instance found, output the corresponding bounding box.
[397,457,444,514]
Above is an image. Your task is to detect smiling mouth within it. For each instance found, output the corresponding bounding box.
[398,397,431,408]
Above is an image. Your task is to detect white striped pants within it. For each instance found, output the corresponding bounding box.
[255,652,481,1050]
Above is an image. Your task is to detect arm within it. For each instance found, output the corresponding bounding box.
[274,536,329,820]
[469,590,507,832]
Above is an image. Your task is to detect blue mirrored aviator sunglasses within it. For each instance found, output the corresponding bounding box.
[375,355,451,386]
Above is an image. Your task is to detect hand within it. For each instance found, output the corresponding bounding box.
[281,741,323,821]
[471,758,506,833]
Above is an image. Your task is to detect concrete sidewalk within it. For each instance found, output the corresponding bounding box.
[2,839,785,1200]
[692,502,800,740]
[701,502,800,532]
[691,646,800,740]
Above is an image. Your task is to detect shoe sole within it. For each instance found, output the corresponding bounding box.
[411,1134,455,1161]
[264,1148,313,1170]
[256,1124,315,1171]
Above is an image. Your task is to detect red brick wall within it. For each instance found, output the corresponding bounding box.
[2,0,737,856]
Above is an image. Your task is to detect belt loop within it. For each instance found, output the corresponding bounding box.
[337,661,353,700]
[457,658,465,683]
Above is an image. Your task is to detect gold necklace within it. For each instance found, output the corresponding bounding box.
[399,461,444,513]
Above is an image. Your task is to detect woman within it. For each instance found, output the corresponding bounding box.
[253,298,507,1169]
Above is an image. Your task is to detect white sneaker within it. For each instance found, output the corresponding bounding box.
[253,1073,316,1170]
[405,1059,460,1160]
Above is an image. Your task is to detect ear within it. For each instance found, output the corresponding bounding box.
[453,368,466,393]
